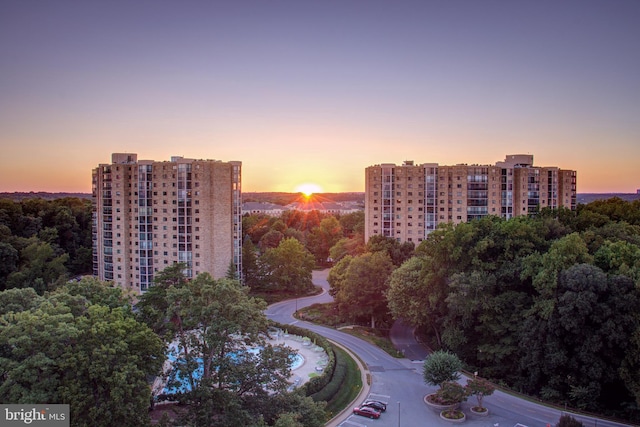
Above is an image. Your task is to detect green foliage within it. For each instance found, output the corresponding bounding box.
[465,376,495,409]
[366,235,415,266]
[59,305,164,427]
[0,287,42,315]
[329,251,394,328]
[136,263,189,338]
[398,204,640,421]
[308,345,360,417]
[260,229,285,250]
[6,239,69,294]
[620,326,640,407]
[0,197,93,292]
[387,256,448,347]
[0,280,164,427]
[423,350,462,387]
[306,217,343,266]
[140,268,320,426]
[328,236,365,263]
[520,264,639,409]
[434,381,468,405]
[241,237,262,289]
[260,238,315,293]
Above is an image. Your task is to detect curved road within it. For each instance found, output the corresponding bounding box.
[266,269,634,427]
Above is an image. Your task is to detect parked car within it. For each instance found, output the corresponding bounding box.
[353,406,381,419]
[363,400,387,412]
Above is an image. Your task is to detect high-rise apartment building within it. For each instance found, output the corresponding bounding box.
[365,154,576,244]
[92,153,242,293]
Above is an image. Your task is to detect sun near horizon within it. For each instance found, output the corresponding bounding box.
[294,183,323,199]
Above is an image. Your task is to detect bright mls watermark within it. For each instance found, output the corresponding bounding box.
[1,405,69,426]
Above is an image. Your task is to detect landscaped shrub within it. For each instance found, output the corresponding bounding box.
[308,349,347,402]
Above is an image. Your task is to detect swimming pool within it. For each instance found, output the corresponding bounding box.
[161,347,304,395]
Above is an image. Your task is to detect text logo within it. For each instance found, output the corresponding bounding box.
[1,405,69,426]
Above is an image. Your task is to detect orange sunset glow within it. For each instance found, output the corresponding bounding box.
[0,2,638,194]
[295,183,324,198]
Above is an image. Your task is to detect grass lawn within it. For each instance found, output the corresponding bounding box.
[297,303,404,358]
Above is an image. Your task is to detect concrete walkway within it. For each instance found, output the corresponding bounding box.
[269,332,330,388]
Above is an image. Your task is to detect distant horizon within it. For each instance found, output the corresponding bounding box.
[2,190,639,196]
[1,1,639,194]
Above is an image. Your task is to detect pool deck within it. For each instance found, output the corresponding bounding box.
[269,332,329,388]
[152,333,328,397]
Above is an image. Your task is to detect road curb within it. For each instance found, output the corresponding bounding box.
[324,339,371,427]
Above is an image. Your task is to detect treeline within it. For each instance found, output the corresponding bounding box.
[327,198,640,421]
[4,194,640,421]
[241,210,365,296]
[0,198,93,293]
[242,192,364,205]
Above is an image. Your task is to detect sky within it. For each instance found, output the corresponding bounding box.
[1,0,639,194]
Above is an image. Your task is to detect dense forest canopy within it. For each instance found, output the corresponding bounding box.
[0,198,93,293]
[386,200,640,421]
[3,195,640,423]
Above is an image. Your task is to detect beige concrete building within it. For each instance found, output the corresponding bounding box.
[365,154,576,244]
[92,153,242,293]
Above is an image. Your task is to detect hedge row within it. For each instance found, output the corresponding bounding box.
[307,345,349,403]
[320,345,362,416]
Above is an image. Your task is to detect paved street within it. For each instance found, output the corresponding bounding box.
[265,269,636,427]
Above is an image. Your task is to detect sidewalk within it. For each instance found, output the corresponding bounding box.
[268,332,329,387]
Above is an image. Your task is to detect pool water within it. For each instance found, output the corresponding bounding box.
[290,353,304,370]
[161,347,304,395]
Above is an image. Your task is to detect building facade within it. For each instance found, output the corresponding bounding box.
[365,154,576,244]
[92,153,242,293]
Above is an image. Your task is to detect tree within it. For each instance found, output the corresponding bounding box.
[0,283,164,427]
[519,264,639,410]
[366,235,414,266]
[242,214,272,245]
[423,350,462,388]
[0,287,42,315]
[465,376,495,410]
[241,237,261,289]
[239,379,326,427]
[226,260,238,280]
[338,211,364,237]
[260,238,315,294]
[524,233,593,319]
[329,236,364,263]
[259,229,285,251]
[0,242,19,286]
[5,239,69,294]
[433,381,468,409]
[386,256,448,347]
[136,262,189,337]
[0,303,76,404]
[307,217,343,265]
[57,276,133,310]
[154,273,298,426]
[331,251,394,328]
[620,326,640,407]
[59,305,164,427]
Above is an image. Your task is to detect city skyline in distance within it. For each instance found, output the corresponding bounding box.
[1,1,639,194]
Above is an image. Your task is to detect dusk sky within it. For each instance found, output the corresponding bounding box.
[1,0,639,194]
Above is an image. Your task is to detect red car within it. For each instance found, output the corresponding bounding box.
[353,405,381,419]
